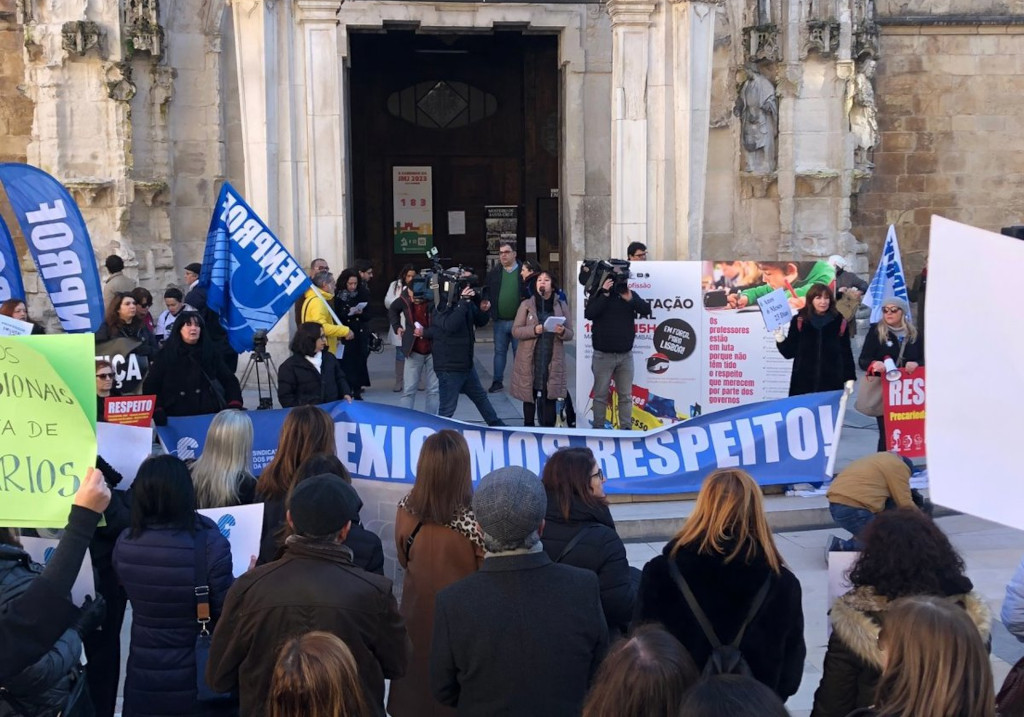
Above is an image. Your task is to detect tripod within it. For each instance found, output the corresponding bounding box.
[240,349,278,409]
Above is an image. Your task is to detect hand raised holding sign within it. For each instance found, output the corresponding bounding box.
[73,467,111,515]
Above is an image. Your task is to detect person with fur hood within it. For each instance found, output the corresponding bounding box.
[810,508,991,717]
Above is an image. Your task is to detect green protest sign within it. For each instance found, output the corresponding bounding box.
[0,334,97,528]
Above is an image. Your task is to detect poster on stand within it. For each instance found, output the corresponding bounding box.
[484,206,518,271]
[393,167,433,254]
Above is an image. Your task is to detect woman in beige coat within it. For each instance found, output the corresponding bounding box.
[387,430,484,717]
[510,271,574,426]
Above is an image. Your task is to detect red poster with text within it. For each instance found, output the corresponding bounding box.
[882,368,926,458]
[104,395,156,427]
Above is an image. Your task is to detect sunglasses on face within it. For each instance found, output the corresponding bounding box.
[882,307,903,314]
[96,373,114,379]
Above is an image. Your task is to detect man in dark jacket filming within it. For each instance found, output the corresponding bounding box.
[583,268,652,429]
[429,279,506,426]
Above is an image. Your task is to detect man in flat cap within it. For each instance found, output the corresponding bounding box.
[431,466,608,716]
[207,474,409,717]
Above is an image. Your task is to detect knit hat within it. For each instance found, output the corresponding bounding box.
[288,474,361,537]
[184,262,202,275]
[882,297,910,314]
[472,466,546,546]
[827,254,847,271]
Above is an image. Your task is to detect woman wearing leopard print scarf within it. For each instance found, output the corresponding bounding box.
[388,430,484,717]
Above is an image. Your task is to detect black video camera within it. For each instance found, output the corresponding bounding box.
[424,247,481,306]
[579,258,631,295]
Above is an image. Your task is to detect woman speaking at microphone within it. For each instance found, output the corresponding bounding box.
[775,283,855,397]
[858,297,923,451]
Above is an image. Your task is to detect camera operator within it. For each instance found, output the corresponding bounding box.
[583,268,651,430]
[429,275,506,426]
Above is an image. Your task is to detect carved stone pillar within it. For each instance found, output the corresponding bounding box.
[607,0,654,259]
[229,0,279,224]
[296,0,348,272]
[669,0,720,259]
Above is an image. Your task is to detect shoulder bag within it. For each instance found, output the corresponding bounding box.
[193,529,233,704]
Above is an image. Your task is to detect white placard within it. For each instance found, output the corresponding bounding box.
[0,314,33,336]
[197,503,265,577]
[19,536,96,606]
[347,301,367,317]
[927,216,1024,530]
[826,550,859,636]
[758,287,796,333]
[97,422,153,490]
[447,210,465,235]
[526,236,538,253]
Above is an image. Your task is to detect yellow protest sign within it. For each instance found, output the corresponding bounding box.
[0,334,97,528]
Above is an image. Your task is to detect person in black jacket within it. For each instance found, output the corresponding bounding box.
[858,297,923,451]
[278,321,353,407]
[634,468,805,702]
[428,284,505,426]
[775,283,855,397]
[540,447,636,636]
[335,269,371,399]
[0,467,110,682]
[582,268,651,429]
[143,311,243,422]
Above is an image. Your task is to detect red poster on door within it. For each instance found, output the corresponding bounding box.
[882,368,926,458]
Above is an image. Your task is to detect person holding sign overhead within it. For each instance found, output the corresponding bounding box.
[774,283,855,397]
[510,270,573,427]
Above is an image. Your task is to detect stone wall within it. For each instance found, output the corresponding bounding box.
[0,0,31,165]
[852,16,1024,274]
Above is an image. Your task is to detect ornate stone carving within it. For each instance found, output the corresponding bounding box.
[61,21,102,57]
[104,62,136,102]
[132,179,170,207]
[735,64,778,175]
[742,24,780,64]
[64,179,114,207]
[853,22,878,58]
[739,172,777,199]
[795,171,839,196]
[804,19,840,58]
[846,55,878,171]
[124,0,163,56]
[152,65,175,113]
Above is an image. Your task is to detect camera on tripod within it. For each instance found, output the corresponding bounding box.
[252,329,270,360]
[579,258,632,296]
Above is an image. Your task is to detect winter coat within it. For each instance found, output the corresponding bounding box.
[583,290,651,354]
[143,342,242,417]
[510,295,574,402]
[540,495,634,635]
[429,298,489,373]
[387,504,483,717]
[385,280,405,347]
[206,539,410,717]
[0,545,84,717]
[389,294,435,358]
[777,312,856,396]
[634,540,806,701]
[299,286,351,354]
[96,321,158,358]
[276,351,352,407]
[1002,555,1024,640]
[112,516,234,717]
[857,324,924,372]
[811,587,991,717]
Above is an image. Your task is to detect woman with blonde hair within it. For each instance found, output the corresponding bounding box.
[255,405,336,564]
[634,469,805,701]
[190,409,257,509]
[847,595,995,717]
[268,631,369,717]
[858,296,923,450]
[387,430,484,717]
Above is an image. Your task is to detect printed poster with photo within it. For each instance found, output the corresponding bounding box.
[393,167,433,254]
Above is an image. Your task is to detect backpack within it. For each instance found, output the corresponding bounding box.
[666,559,771,677]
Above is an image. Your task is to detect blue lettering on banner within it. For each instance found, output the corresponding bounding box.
[200,184,311,353]
[866,225,912,324]
[0,163,104,332]
[157,392,843,494]
[217,514,236,539]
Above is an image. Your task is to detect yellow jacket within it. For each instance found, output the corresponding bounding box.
[300,286,351,353]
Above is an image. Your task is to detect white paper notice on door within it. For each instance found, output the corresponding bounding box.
[448,211,466,235]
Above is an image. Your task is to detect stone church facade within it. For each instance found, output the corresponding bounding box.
[0,0,1021,325]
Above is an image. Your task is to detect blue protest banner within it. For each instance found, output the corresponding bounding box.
[157,391,843,494]
[0,214,25,302]
[200,183,311,353]
[864,224,912,324]
[0,163,104,332]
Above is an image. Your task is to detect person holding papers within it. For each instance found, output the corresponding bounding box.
[300,271,353,356]
[510,270,573,427]
[775,283,855,397]
[335,269,371,400]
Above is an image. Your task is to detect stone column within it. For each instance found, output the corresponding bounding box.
[295,0,348,272]
[669,0,720,259]
[607,0,654,259]
[229,0,279,224]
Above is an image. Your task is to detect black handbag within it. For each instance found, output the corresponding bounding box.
[193,530,232,704]
[0,663,90,717]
